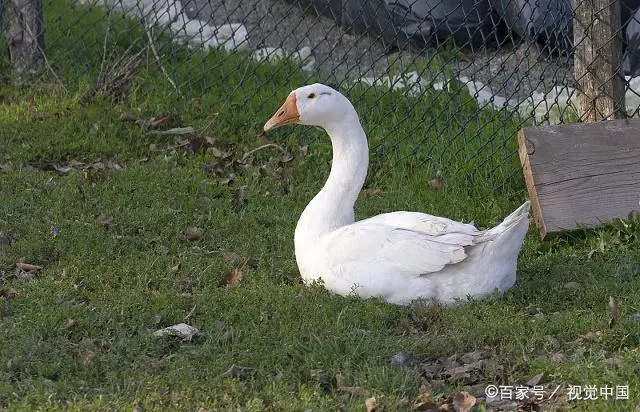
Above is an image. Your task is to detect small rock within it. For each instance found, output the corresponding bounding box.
[153,323,199,341]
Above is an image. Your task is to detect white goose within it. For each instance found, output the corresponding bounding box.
[264,83,530,306]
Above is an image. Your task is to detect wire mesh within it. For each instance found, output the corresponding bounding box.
[3,0,640,189]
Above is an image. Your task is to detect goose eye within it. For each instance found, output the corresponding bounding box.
[307,93,316,99]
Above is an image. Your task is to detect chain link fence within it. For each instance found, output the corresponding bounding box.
[3,0,640,188]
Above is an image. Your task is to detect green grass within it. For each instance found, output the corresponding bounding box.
[1,2,640,410]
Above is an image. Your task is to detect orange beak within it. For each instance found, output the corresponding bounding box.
[263,93,300,132]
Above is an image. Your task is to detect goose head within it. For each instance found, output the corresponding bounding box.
[263,83,357,132]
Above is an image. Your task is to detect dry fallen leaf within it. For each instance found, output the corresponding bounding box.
[550,352,567,363]
[170,263,181,273]
[0,287,19,300]
[428,177,444,190]
[361,187,384,198]
[365,396,377,412]
[224,268,244,288]
[208,146,227,158]
[150,114,172,128]
[16,262,43,272]
[188,97,202,109]
[580,330,601,342]
[98,213,114,228]
[413,392,439,411]
[76,350,95,365]
[66,318,77,329]
[185,227,202,241]
[452,391,476,412]
[608,296,619,328]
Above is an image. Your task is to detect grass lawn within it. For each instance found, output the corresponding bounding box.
[1,2,640,410]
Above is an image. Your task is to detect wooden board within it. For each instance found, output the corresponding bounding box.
[519,118,640,239]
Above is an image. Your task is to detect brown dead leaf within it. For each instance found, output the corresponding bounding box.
[66,318,77,329]
[452,391,476,412]
[98,213,114,228]
[550,352,567,363]
[365,397,377,412]
[428,177,444,190]
[224,268,244,288]
[362,188,384,198]
[579,330,601,342]
[76,350,95,365]
[208,146,227,158]
[413,392,440,411]
[608,296,619,328]
[188,97,202,110]
[170,263,181,274]
[16,262,42,272]
[150,114,172,128]
[0,287,19,300]
[185,227,201,241]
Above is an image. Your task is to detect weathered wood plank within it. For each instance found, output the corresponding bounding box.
[572,0,626,121]
[519,119,640,239]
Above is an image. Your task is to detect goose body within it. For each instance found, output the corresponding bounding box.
[264,84,530,306]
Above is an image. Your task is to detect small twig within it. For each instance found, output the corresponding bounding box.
[184,304,197,321]
[143,23,180,95]
[241,143,286,161]
[149,126,195,135]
